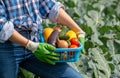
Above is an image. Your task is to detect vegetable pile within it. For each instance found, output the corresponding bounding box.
[43,26,81,61]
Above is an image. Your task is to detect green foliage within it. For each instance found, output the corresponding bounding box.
[64,0,75,8]
[18,0,120,78]
[18,68,36,78]
[62,0,120,78]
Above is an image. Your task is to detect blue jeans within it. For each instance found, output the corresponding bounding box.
[0,30,83,78]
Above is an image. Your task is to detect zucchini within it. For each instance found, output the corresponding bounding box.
[59,26,67,37]
[59,26,70,40]
[59,35,70,40]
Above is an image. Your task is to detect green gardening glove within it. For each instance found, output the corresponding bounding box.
[26,40,59,65]
[78,32,85,53]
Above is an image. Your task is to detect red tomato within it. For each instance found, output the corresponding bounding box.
[70,38,79,46]
[68,51,75,55]
[69,44,78,48]
[68,44,78,55]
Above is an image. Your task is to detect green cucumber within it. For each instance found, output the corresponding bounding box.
[59,35,70,40]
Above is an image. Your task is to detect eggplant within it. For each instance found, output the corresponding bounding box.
[47,30,59,46]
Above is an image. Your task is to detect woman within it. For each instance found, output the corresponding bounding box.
[0,0,85,78]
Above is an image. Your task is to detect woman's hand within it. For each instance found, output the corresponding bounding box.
[26,41,59,65]
[77,32,85,53]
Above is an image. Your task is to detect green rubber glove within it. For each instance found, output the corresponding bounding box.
[26,40,59,65]
[78,32,85,53]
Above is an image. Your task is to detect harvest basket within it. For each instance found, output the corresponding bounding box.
[39,30,83,62]
[54,44,83,62]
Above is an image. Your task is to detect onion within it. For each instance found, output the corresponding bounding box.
[57,39,68,48]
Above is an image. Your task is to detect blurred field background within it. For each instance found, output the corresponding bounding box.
[18,0,120,78]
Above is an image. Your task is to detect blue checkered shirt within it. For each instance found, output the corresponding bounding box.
[0,0,63,42]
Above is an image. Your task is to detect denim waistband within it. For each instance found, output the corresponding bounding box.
[0,30,33,63]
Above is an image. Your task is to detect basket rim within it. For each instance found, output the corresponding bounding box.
[55,43,83,52]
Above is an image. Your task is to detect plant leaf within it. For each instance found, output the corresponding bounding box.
[88,47,111,78]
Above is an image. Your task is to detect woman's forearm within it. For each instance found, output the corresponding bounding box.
[9,30,28,47]
[8,8,84,47]
[57,8,84,34]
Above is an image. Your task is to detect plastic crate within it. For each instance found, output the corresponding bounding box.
[54,44,82,62]
[39,30,83,62]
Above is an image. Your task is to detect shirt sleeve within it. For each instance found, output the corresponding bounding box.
[39,0,64,22]
[0,3,14,43]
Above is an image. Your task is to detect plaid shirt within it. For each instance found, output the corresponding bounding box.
[0,0,63,42]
